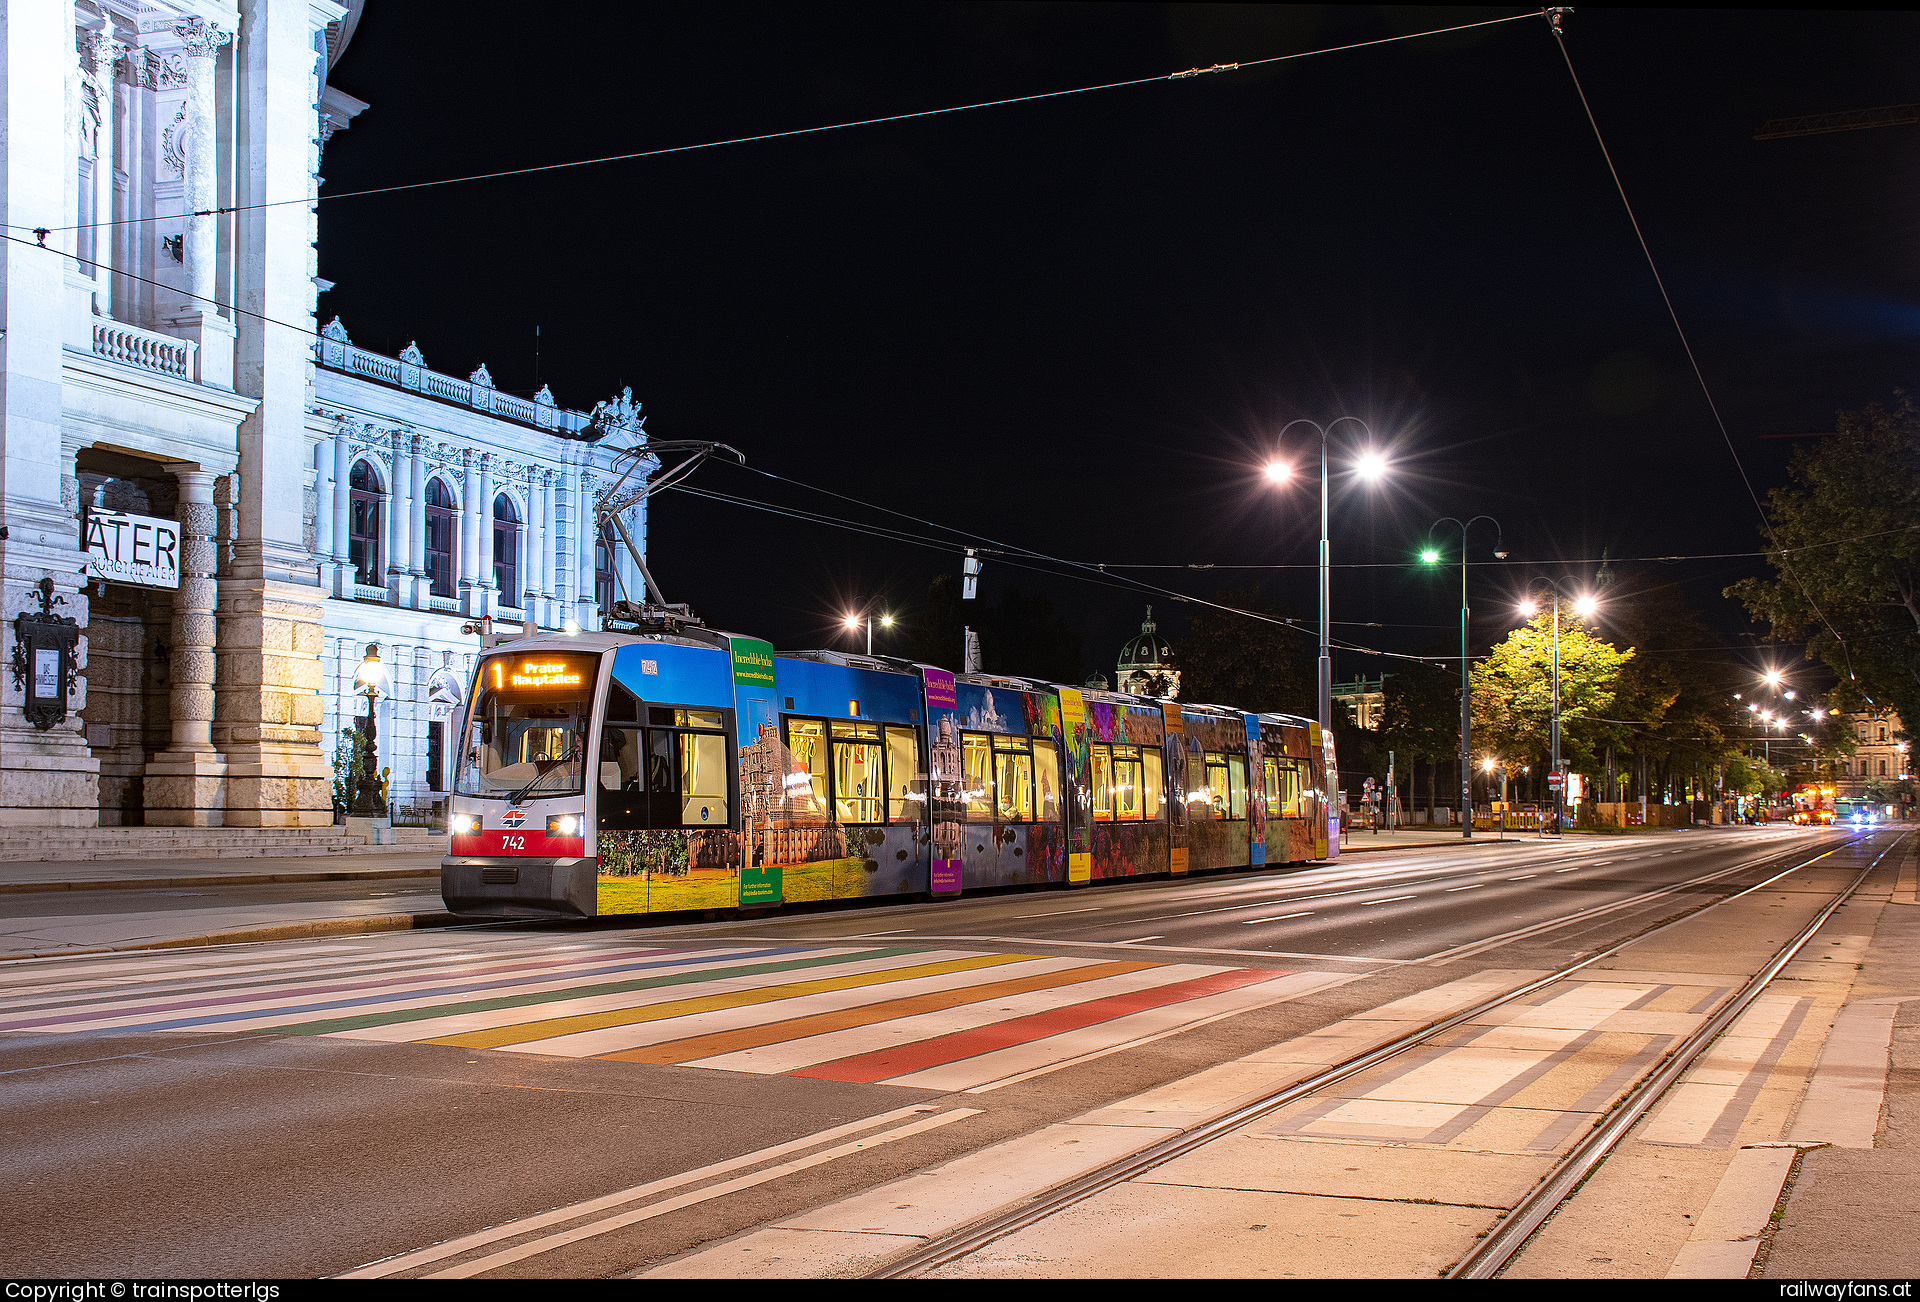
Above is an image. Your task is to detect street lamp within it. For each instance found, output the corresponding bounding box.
[1425,516,1503,838]
[1267,418,1390,736]
[844,611,893,656]
[1517,580,1598,836]
[350,643,390,818]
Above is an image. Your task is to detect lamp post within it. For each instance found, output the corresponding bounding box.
[1424,516,1503,838]
[1264,418,1388,735]
[350,643,390,818]
[1518,581,1598,836]
[844,611,893,656]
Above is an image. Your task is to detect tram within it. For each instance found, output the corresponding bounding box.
[441,625,1340,919]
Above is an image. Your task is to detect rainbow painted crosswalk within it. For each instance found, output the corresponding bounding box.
[0,938,1341,1091]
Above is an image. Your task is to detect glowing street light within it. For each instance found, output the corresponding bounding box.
[845,611,893,656]
[1266,417,1391,737]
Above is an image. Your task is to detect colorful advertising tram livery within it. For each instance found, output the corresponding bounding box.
[442,630,1338,919]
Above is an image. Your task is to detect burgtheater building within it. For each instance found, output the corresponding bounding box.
[0,1,652,828]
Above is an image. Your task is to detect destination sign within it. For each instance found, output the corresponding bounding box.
[509,660,583,688]
[81,508,180,590]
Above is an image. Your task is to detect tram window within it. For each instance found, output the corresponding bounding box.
[1112,745,1143,822]
[962,733,994,822]
[1091,746,1114,821]
[605,679,641,723]
[1142,750,1161,820]
[832,721,883,824]
[1228,756,1248,820]
[1204,752,1229,820]
[1033,739,1062,824]
[885,726,921,822]
[994,735,1034,823]
[785,719,830,817]
[681,732,729,825]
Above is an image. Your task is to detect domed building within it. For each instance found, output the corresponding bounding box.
[1116,608,1179,699]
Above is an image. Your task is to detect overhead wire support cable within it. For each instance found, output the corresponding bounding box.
[7,10,1540,238]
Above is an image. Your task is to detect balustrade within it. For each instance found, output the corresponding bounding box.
[313,339,593,435]
[93,320,198,381]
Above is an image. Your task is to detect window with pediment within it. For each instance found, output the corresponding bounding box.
[493,494,520,601]
[424,477,455,597]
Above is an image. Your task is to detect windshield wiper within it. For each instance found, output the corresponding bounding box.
[507,764,578,806]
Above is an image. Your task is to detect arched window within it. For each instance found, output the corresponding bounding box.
[348,460,383,587]
[493,493,520,602]
[596,519,619,612]
[424,478,455,597]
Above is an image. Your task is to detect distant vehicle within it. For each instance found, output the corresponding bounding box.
[1788,784,1834,826]
[1833,797,1881,825]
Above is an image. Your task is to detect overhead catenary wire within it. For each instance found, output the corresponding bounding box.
[1547,15,1855,674]
[9,10,1541,239]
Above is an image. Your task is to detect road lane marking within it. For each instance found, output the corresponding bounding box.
[1240,911,1313,923]
[339,1105,979,1279]
[1010,907,1104,919]
[1508,875,1537,881]
[1553,867,1580,873]
[1444,884,1485,892]
[1114,936,1164,945]
[1360,895,1417,906]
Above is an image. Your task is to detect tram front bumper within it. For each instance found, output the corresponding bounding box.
[442,856,598,918]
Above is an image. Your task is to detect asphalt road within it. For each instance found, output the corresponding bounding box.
[0,825,1855,1278]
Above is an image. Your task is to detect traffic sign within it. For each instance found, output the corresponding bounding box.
[1547,772,1564,788]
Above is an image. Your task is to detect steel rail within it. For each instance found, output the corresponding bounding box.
[867,830,1896,1280]
[1451,827,1909,1278]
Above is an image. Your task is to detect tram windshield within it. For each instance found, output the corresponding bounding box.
[458,650,603,801]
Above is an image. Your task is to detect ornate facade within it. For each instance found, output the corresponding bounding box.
[0,2,653,827]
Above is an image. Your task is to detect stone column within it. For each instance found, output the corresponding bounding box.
[408,434,427,605]
[457,449,481,615]
[214,0,334,829]
[540,469,557,620]
[522,469,542,618]
[83,26,127,318]
[145,467,227,825]
[167,16,235,387]
[576,468,598,631]
[1,5,101,826]
[313,436,332,561]
[386,429,410,600]
[330,424,351,596]
[477,453,496,609]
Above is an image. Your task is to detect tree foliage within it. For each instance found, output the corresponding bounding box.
[1470,607,1632,771]
[1171,585,1311,712]
[1729,396,1920,738]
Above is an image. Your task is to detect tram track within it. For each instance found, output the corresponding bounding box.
[864,829,1906,1280]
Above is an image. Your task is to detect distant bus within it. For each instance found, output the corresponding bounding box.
[1832,797,1885,825]
[1788,784,1834,826]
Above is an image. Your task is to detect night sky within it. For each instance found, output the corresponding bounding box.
[318,5,1920,691]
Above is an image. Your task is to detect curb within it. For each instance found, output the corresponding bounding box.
[0,866,443,895]
[1334,836,1537,854]
[0,910,461,962]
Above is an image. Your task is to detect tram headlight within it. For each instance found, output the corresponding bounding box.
[450,814,480,835]
[547,814,580,836]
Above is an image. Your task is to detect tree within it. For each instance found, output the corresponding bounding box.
[1729,396,1920,739]
[1470,608,1633,774]
[1171,585,1311,712]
